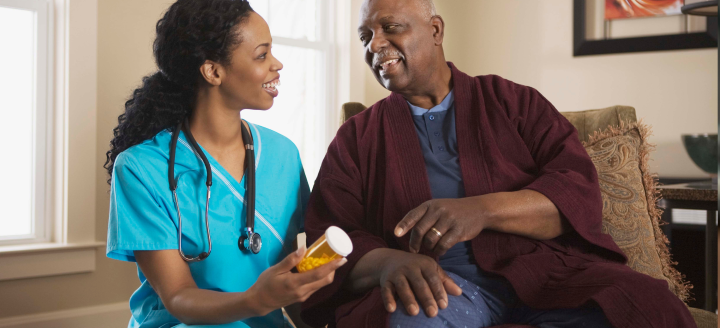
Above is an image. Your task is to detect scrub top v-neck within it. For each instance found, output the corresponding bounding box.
[107,121,309,328]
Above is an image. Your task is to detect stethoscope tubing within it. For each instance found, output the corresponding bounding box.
[169,118,257,262]
[174,186,212,262]
[240,123,256,235]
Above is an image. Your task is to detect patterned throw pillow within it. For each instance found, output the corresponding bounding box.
[584,121,690,302]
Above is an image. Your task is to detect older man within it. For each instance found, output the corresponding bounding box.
[300,0,696,327]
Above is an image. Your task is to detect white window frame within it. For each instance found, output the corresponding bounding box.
[0,0,103,281]
[256,0,351,183]
[0,0,54,246]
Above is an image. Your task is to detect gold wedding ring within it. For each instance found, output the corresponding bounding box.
[430,227,443,238]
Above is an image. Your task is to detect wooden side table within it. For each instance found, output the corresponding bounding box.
[658,182,717,311]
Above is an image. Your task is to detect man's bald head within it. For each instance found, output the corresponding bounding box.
[358,0,447,94]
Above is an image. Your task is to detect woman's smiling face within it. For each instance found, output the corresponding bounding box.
[219,12,283,111]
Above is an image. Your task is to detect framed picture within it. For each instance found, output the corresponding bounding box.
[574,0,718,56]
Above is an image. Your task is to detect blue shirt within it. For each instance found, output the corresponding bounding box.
[408,91,475,265]
[107,122,308,328]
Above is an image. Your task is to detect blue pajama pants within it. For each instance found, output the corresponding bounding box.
[389,264,613,328]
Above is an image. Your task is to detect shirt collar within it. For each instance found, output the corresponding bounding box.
[407,90,455,116]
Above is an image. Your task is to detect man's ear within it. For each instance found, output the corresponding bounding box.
[431,15,445,46]
[199,60,223,86]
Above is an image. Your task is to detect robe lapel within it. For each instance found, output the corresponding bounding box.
[382,63,494,208]
[450,62,494,197]
[383,92,433,210]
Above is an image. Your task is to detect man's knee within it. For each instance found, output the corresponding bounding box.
[388,298,446,327]
[389,283,494,328]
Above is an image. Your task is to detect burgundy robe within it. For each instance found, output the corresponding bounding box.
[301,63,695,328]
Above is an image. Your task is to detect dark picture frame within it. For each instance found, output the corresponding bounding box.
[573,0,718,56]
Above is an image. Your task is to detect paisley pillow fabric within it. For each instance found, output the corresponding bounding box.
[584,121,690,302]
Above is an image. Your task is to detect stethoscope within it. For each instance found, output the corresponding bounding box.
[168,118,261,262]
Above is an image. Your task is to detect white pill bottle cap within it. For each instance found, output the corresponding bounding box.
[325,226,353,257]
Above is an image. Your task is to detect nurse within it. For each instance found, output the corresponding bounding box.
[103,1,345,327]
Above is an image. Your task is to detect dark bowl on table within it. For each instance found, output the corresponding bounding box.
[681,134,718,175]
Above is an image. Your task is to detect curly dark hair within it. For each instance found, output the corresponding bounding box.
[104,0,254,183]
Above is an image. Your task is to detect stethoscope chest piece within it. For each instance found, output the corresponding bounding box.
[239,232,262,254]
[237,121,261,255]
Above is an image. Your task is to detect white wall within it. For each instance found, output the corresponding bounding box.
[359,0,717,178]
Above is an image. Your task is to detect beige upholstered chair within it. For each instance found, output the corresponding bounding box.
[341,103,718,328]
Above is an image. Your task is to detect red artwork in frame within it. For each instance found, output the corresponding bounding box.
[605,0,684,20]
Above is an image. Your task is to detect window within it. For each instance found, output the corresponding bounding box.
[245,0,348,186]
[0,0,53,245]
[0,0,103,282]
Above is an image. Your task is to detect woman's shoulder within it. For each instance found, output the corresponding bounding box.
[247,122,301,159]
[114,130,172,172]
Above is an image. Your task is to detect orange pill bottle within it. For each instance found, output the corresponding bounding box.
[297,226,353,273]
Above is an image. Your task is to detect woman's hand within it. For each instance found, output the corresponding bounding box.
[247,246,347,316]
[135,247,344,325]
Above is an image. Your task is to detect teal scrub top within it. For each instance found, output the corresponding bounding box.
[106,122,309,328]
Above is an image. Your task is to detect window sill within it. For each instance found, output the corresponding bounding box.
[0,241,105,281]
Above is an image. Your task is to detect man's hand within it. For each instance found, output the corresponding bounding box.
[395,198,490,256]
[377,250,461,317]
[394,191,567,255]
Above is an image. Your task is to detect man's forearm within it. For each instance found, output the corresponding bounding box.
[478,189,569,240]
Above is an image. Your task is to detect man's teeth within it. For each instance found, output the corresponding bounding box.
[379,59,400,70]
[262,80,280,89]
